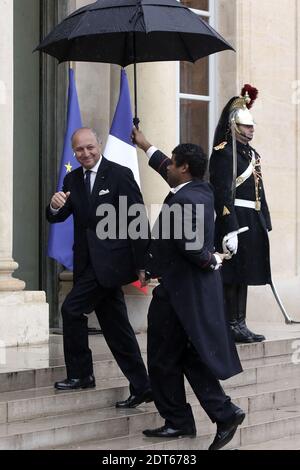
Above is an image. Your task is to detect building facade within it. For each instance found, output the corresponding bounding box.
[0,0,299,346]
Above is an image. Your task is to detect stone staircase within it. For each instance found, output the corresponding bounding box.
[1,327,300,450]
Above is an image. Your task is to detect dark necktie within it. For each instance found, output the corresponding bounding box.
[85,170,92,200]
[163,191,174,204]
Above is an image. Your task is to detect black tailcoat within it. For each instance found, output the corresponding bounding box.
[147,151,242,381]
[209,141,272,285]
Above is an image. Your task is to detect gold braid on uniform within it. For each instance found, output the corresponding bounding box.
[253,153,262,181]
[253,153,262,211]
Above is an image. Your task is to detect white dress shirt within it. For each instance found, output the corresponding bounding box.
[83,156,102,192]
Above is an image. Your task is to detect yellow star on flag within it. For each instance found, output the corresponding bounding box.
[65,162,73,173]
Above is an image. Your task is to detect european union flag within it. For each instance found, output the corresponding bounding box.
[47,67,82,270]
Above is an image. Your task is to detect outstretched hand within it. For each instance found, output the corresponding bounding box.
[51,191,71,210]
[132,127,152,152]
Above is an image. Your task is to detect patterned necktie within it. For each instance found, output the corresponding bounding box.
[85,170,92,200]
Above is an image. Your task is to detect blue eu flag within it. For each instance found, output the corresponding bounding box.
[47,67,82,270]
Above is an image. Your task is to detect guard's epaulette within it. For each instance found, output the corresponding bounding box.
[214,141,227,151]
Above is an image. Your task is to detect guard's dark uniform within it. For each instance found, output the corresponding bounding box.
[209,139,272,285]
[209,139,272,343]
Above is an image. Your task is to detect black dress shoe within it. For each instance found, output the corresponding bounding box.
[143,425,196,438]
[208,408,245,450]
[250,332,266,342]
[238,320,265,343]
[54,375,96,390]
[116,389,153,408]
[229,321,254,343]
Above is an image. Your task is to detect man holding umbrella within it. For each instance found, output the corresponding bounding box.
[209,85,272,343]
[132,128,245,451]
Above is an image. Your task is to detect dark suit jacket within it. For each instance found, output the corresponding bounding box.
[46,157,149,288]
[147,151,242,381]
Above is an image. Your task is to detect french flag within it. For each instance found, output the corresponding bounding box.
[104,69,146,293]
[104,69,140,186]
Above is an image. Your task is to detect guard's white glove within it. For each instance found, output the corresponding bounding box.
[224,231,238,255]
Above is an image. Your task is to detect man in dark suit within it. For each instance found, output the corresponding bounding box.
[46,127,152,409]
[132,129,245,450]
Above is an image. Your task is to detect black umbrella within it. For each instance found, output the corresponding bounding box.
[36,0,234,125]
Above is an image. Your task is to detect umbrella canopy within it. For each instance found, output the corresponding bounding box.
[36,0,233,67]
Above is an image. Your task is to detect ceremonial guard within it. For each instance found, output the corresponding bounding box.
[209,85,272,343]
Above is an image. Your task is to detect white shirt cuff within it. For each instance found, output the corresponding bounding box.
[50,204,60,214]
[213,254,223,270]
[214,254,222,265]
[146,146,158,159]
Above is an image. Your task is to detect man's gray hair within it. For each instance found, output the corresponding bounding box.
[71,127,102,145]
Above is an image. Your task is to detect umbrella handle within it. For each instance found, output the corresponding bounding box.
[133,116,140,129]
[133,62,140,129]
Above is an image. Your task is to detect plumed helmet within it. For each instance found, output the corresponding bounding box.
[213,84,258,146]
[229,84,258,127]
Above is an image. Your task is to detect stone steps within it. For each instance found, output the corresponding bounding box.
[55,404,300,451]
[239,434,300,450]
[0,349,298,393]
[0,378,299,450]
[0,355,299,424]
[0,333,300,450]
[1,396,300,450]
[0,336,297,394]
[0,372,300,425]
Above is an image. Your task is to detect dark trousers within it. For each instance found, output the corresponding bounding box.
[147,284,239,430]
[223,284,248,323]
[61,264,150,395]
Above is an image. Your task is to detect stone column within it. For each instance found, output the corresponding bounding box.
[0,0,49,346]
[0,0,24,292]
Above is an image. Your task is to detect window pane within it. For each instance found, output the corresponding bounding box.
[180,99,209,155]
[180,0,209,11]
[180,57,209,96]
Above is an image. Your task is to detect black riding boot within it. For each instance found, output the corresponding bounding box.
[223,284,254,343]
[236,285,265,342]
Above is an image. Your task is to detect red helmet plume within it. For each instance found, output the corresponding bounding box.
[241,84,258,109]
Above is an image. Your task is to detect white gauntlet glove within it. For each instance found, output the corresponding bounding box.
[224,231,238,255]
